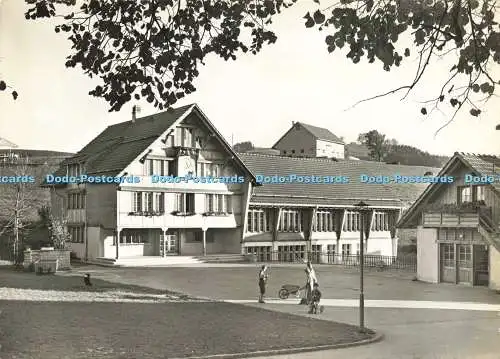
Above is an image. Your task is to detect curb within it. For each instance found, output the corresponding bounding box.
[172,331,384,359]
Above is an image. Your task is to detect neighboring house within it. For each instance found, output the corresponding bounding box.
[397,152,500,291]
[44,103,439,263]
[0,137,18,150]
[238,153,439,261]
[272,122,345,159]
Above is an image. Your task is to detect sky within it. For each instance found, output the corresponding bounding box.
[0,0,499,156]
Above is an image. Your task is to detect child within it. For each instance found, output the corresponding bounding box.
[258,265,269,303]
[308,282,324,314]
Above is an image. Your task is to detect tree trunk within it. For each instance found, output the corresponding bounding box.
[13,184,21,265]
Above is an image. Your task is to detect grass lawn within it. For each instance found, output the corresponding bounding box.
[0,267,376,358]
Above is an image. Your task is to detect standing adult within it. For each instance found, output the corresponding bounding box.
[258,265,269,303]
[305,260,318,304]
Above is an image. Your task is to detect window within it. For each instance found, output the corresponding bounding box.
[246,246,272,262]
[458,186,472,203]
[67,163,82,177]
[313,210,335,232]
[247,208,271,232]
[144,192,154,212]
[278,209,302,232]
[67,192,86,209]
[175,193,195,213]
[205,194,232,213]
[181,128,194,147]
[132,192,142,212]
[458,245,472,267]
[120,230,146,244]
[154,193,164,213]
[68,226,84,243]
[442,243,455,267]
[474,186,486,201]
[327,244,336,263]
[342,243,351,257]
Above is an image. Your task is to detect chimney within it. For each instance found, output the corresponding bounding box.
[132,105,141,123]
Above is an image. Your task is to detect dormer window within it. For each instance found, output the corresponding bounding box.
[67,163,82,177]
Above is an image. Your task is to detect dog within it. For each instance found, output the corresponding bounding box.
[83,273,92,286]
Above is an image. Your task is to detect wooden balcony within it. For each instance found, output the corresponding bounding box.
[422,212,480,228]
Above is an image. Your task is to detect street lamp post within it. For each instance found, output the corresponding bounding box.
[354,200,369,332]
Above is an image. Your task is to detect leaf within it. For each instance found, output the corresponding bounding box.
[421,107,427,115]
[472,84,480,92]
[313,10,325,24]
[304,12,315,28]
[0,81,5,91]
[325,35,335,45]
[450,98,459,107]
[404,48,410,57]
[470,108,481,117]
[479,82,491,93]
[439,95,444,102]
[414,29,426,45]
[12,91,18,100]
[313,0,320,3]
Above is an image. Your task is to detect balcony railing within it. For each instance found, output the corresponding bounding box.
[423,205,493,228]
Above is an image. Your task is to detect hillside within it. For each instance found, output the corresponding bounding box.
[346,143,448,167]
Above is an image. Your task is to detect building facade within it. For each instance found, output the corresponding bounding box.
[397,153,500,290]
[272,122,345,159]
[45,104,438,263]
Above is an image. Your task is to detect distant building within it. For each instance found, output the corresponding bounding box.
[0,137,18,150]
[272,122,345,159]
[245,148,280,155]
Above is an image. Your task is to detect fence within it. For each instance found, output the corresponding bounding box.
[247,249,417,272]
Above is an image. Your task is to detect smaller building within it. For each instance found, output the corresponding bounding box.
[397,152,500,291]
[272,122,345,159]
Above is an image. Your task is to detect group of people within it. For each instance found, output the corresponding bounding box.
[257,260,323,314]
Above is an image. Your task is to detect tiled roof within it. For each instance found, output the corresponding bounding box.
[50,105,193,178]
[397,152,500,228]
[239,153,440,208]
[297,122,344,144]
[459,152,500,193]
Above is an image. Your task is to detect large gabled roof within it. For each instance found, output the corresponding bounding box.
[239,153,439,208]
[46,104,257,184]
[272,122,344,148]
[397,152,500,228]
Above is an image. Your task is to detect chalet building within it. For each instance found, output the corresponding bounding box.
[272,122,345,159]
[397,153,500,290]
[239,153,438,262]
[44,104,439,264]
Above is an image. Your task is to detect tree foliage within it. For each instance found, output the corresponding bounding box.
[2,0,499,125]
[233,141,255,152]
[358,130,390,161]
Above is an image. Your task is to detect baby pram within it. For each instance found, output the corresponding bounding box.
[278,284,306,300]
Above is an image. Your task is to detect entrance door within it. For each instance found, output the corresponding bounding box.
[440,243,456,283]
[159,234,179,256]
[456,244,472,284]
[473,245,489,286]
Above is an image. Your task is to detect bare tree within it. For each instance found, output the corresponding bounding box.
[0,156,50,264]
